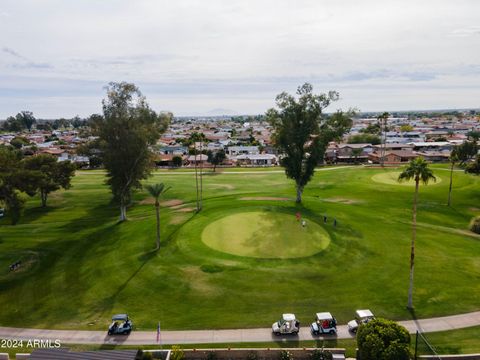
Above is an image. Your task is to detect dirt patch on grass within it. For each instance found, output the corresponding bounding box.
[239,196,290,201]
[139,198,155,205]
[470,207,480,212]
[209,183,235,190]
[161,199,184,207]
[170,214,188,225]
[182,266,216,295]
[140,198,184,207]
[323,197,363,205]
[175,207,195,213]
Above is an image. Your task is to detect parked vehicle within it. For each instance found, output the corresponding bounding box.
[347,309,374,333]
[310,312,337,335]
[108,314,132,335]
[0,208,4,218]
[272,313,300,335]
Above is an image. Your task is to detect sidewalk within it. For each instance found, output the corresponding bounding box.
[1,311,480,345]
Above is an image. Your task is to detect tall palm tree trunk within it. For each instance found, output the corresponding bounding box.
[199,141,203,211]
[407,179,419,309]
[155,201,160,250]
[194,144,199,212]
[447,161,454,206]
[381,120,386,167]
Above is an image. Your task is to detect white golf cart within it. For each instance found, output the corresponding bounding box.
[272,313,300,335]
[347,309,375,333]
[310,312,337,335]
[108,314,133,335]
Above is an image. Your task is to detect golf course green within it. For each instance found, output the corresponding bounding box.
[0,165,479,331]
[202,211,330,258]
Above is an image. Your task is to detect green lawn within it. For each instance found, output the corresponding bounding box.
[0,165,479,331]
[202,210,330,258]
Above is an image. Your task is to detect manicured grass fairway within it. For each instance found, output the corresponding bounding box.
[0,165,479,331]
[202,211,330,258]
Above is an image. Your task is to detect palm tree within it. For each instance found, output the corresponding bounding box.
[398,157,436,309]
[188,132,206,212]
[377,112,389,167]
[145,183,170,250]
[447,146,459,207]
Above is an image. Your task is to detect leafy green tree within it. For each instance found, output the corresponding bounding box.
[456,140,478,165]
[207,150,226,172]
[467,131,480,142]
[172,155,183,168]
[348,133,381,145]
[466,155,480,175]
[0,146,38,224]
[398,157,436,309]
[357,318,411,360]
[351,148,363,164]
[16,111,36,131]
[22,154,76,207]
[10,136,30,149]
[2,116,24,132]
[400,124,414,132]
[91,82,171,221]
[267,83,353,203]
[145,183,170,250]
[359,122,381,135]
[76,138,103,168]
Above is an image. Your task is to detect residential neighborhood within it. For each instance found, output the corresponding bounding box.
[1,111,479,170]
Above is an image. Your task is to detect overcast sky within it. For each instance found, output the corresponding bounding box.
[1,0,479,118]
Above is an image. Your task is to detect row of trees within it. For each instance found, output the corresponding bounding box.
[1,112,90,132]
[2,111,36,132]
[0,148,75,224]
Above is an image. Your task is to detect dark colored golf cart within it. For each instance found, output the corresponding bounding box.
[108,314,132,335]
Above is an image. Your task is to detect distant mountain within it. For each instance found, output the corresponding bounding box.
[206,108,239,116]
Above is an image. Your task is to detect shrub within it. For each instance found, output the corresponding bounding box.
[205,352,217,360]
[309,349,333,360]
[470,216,480,234]
[142,351,153,360]
[170,346,184,360]
[357,318,411,360]
[279,350,293,360]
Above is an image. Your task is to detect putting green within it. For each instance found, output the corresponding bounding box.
[201,211,331,258]
[371,171,442,186]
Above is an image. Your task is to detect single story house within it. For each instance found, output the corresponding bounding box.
[234,154,278,166]
[369,150,417,164]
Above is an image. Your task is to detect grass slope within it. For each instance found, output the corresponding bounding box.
[0,165,479,331]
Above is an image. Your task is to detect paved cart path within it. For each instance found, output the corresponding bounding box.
[1,311,480,345]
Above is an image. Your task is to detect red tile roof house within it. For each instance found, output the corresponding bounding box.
[368,150,418,164]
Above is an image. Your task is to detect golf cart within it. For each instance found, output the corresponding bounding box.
[347,309,374,333]
[310,312,337,335]
[108,314,132,335]
[272,313,300,335]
